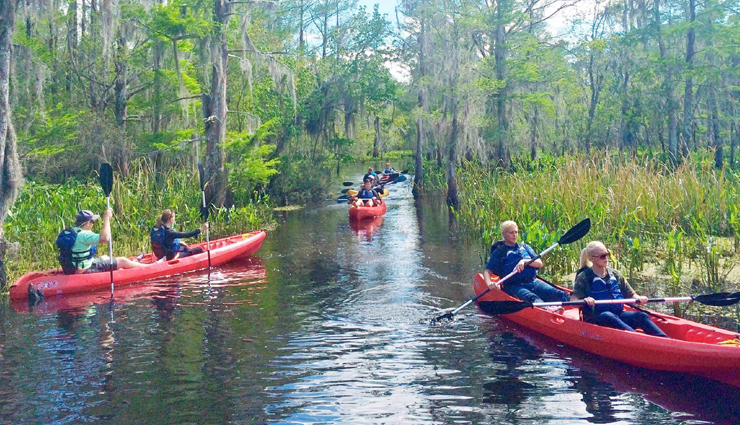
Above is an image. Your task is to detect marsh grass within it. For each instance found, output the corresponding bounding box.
[454,153,740,300]
[2,162,274,287]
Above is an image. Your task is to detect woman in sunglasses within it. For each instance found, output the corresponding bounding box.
[571,241,668,337]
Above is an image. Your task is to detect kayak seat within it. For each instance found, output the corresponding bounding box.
[562,307,580,321]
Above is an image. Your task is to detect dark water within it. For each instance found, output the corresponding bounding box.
[2,176,740,424]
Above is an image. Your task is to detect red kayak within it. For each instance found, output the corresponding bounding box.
[349,200,386,221]
[11,256,267,314]
[10,231,266,300]
[473,273,740,387]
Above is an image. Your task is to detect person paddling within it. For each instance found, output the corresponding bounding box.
[484,220,570,311]
[57,209,147,274]
[353,178,382,207]
[571,241,668,337]
[363,167,378,185]
[150,209,209,261]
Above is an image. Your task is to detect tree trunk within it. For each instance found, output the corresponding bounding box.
[372,115,380,158]
[152,40,163,133]
[114,32,129,177]
[682,0,696,154]
[530,106,538,161]
[654,0,678,162]
[494,1,508,167]
[447,111,459,208]
[412,16,426,200]
[202,0,232,207]
[0,0,24,289]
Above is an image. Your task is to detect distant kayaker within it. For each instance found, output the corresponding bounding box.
[571,241,668,337]
[383,163,396,174]
[150,209,209,261]
[484,221,570,311]
[353,178,382,207]
[363,167,378,185]
[57,209,148,274]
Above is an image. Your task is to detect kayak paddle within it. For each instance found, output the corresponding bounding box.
[343,181,354,186]
[99,163,115,295]
[478,291,740,315]
[198,161,211,273]
[432,218,592,323]
[337,195,351,203]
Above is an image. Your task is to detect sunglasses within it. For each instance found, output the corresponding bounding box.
[591,251,611,260]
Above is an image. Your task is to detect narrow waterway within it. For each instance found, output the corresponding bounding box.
[1,174,740,424]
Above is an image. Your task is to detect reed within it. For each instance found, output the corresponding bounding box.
[2,163,274,287]
[455,153,740,298]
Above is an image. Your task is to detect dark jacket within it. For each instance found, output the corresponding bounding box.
[151,225,201,260]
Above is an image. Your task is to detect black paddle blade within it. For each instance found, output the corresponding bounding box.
[477,300,534,315]
[343,182,354,187]
[431,312,455,323]
[341,188,350,194]
[198,161,206,190]
[694,291,740,307]
[99,163,113,196]
[558,218,591,245]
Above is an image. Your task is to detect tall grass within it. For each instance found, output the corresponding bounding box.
[2,162,274,286]
[455,154,740,303]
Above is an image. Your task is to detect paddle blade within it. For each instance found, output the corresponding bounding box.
[99,163,113,196]
[557,218,591,245]
[431,312,455,323]
[694,291,740,307]
[198,161,206,190]
[341,188,350,194]
[400,169,409,174]
[477,300,534,315]
[343,182,354,187]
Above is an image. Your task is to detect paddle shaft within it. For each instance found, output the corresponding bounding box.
[533,296,695,308]
[201,190,211,269]
[106,196,114,295]
[449,244,558,316]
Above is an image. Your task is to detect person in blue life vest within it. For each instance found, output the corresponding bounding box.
[57,209,148,275]
[383,162,396,174]
[363,167,378,185]
[353,178,382,207]
[150,209,209,261]
[484,220,570,311]
[571,241,668,337]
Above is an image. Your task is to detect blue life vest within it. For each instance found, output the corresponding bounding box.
[150,226,181,258]
[56,228,97,274]
[357,188,376,199]
[500,243,538,283]
[587,270,624,315]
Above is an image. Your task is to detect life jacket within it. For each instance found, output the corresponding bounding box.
[150,226,181,259]
[489,240,537,283]
[56,228,97,275]
[577,267,624,315]
[357,188,376,199]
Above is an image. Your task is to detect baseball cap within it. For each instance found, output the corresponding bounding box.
[75,210,100,223]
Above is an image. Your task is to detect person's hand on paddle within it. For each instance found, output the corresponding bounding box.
[201,222,209,232]
[635,295,649,305]
[583,296,596,306]
[102,208,113,221]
